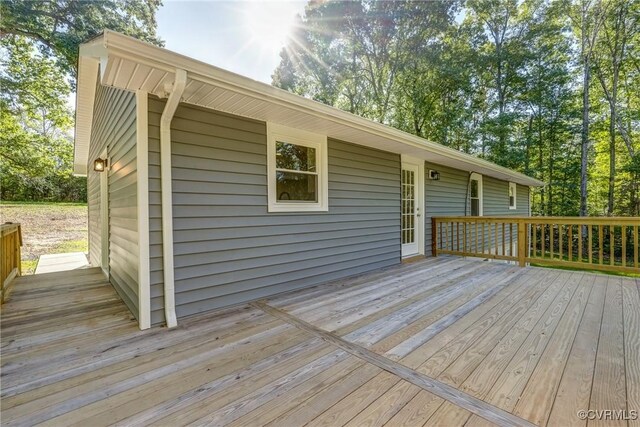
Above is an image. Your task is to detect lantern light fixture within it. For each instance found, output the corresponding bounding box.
[429,170,440,181]
[94,158,108,172]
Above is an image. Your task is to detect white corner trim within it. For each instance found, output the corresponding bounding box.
[266,123,328,213]
[470,172,483,216]
[99,147,109,277]
[136,90,151,330]
[160,69,187,329]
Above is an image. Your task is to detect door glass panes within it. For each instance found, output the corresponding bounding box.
[402,169,415,244]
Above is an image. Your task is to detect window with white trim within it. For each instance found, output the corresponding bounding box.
[470,173,483,216]
[508,182,517,210]
[267,123,328,212]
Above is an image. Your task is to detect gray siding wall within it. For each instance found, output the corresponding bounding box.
[148,99,400,325]
[484,176,530,216]
[424,162,467,257]
[87,83,139,319]
[87,152,101,267]
[424,162,530,256]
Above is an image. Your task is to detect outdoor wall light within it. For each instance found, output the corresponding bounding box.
[429,170,440,180]
[93,158,108,172]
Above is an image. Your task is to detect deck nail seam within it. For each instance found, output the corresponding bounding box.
[252,300,537,427]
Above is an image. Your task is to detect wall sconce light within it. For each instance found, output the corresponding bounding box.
[94,158,108,172]
[429,170,440,181]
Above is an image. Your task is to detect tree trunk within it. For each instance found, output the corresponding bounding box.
[607,100,615,215]
[548,143,555,217]
[580,56,590,217]
[538,132,545,215]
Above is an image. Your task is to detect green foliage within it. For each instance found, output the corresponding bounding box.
[0,0,162,78]
[274,0,640,217]
[0,0,163,202]
[0,36,85,201]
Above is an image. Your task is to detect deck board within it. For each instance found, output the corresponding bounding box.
[588,277,627,427]
[1,259,637,426]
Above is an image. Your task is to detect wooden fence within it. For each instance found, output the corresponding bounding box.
[1,223,23,303]
[432,216,640,274]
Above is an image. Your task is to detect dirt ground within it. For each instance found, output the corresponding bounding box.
[1,202,88,274]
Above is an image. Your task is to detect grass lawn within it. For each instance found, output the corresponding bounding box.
[1,202,88,275]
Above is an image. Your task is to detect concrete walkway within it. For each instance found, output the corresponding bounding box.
[35,252,90,274]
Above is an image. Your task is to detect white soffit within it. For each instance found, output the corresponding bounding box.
[73,55,99,175]
[74,30,544,186]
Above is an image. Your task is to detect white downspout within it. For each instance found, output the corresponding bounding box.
[160,69,187,328]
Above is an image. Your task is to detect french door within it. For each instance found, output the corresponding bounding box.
[401,162,423,257]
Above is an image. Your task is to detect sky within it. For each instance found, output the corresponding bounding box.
[156,0,308,84]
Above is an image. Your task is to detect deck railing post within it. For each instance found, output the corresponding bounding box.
[1,223,22,304]
[518,219,526,267]
[431,217,438,257]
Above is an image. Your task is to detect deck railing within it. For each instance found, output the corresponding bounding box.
[1,223,23,303]
[432,216,640,274]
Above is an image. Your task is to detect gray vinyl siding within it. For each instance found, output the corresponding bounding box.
[87,82,139,319]
[483,176,530,216]
[423,162,468,256]
[148,98,400,325]
[87,162,101,267]
[423,162,530,256]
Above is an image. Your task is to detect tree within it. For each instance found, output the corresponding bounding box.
[273,0,639,217]
[0,0,163,202]
[0,36,82,201]
[567,0,607,216]
[273,0,459,124]
[465,0,526,165]
[592,0,639,214]
[0,0,162,78]
[518,0,577,216]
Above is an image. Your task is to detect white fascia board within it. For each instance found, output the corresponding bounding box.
[96,30,544,187]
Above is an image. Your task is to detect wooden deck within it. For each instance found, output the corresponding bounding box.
[1,258,638,426]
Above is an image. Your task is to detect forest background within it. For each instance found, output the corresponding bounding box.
[1,0,638,217]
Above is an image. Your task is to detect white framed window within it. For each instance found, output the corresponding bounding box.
[508,182,517,210]
[267,123,328,212]
[470,173,483,216]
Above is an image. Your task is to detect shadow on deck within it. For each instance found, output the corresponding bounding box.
[1,258,638,426]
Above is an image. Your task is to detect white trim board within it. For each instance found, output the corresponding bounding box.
[266,123,328,213]
[136,90,151,330]
[99,148,109,277]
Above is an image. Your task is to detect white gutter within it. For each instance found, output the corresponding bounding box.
[160,69,187,328]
